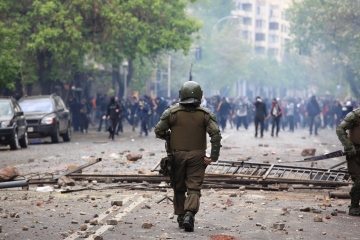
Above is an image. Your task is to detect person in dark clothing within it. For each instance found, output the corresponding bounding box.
[306,95,321,135]
[217,97,231,132]
[68,97,81,132]
[114,97,124,135]
[254,96,267,138]
[107,96,121,140]
[130,96,139,131]
[333,100,343,126]
[97,96,109,132]
[235,99,248,130]
[155,97,168,123]
[135,98,149,137]
[269,98,282,137]
[79,99,91,133]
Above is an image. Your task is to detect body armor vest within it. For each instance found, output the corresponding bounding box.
[170,110,207,151]
[349,112,360,145]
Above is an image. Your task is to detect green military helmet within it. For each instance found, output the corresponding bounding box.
[179,81,203,102]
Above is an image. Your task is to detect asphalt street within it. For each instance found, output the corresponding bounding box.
[0,122,357,240]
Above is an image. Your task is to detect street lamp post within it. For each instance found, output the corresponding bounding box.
[122,60,129,98]
[212,15,239,31]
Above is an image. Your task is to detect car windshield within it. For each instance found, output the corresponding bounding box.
[0,101,13,117]
[19,99,53,113]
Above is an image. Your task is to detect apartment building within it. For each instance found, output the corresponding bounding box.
[232,0,292,60]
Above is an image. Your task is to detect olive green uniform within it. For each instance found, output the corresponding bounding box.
[155,103,221,216]
[336,108,360,215]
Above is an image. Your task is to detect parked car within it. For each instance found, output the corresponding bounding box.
[18,94,71,143]
[0,97,28,150]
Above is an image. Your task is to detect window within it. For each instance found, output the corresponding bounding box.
[255,33,265,41]
[242,3,252,12]
[268,48,279,56]
[255,47,266,54]
[269,35,279,43]
[256,20,265,28]
[243,17,252,26]
[270,6,280,18]
[284,38,290,43]
[242,31,252,39]
[269,22,279,30]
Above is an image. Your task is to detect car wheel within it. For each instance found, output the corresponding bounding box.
[62,123,71,142]
[9,130,20,150]
[19,131,29,148]
[51,125,60,143]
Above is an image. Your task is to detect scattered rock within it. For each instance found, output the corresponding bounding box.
[28,158,35,163]
[229,193,237,197]
[160,233,172,239]
[263,153,268,156]
[138,168,152,175]
[58,176,76,186]
[93,235,103,240]
[273,223,285,230]
[239,186,246,191]
[0,224,2,233]
[264,144,269,147]
[106,220,118,225]
[322,232,326,235]
[22,226,29,231]
[111,201,123,206]
[149,152,155,156]
[80,224,87,231]
[314,216,323,222]
[141,222,153,229]
[301,148,316,157]
[71,220,78,224]
[0,166,20,182]
[126,153,143,161]
[90,220,98,225]
[139,148,145,151]
[331,211,338,216]
[300,207,311,212]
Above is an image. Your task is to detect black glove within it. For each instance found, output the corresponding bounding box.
[345,146,357,160]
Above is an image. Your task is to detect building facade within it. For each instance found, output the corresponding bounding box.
[232,0,292,60]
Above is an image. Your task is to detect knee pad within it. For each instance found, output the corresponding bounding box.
[187,189,201,197]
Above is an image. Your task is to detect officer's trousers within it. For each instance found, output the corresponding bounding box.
[171,150,205,216]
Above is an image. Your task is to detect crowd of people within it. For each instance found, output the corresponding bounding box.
[66,93,360,139]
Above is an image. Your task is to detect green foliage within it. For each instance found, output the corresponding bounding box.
[288,0,360,97]
[0,22,20,89]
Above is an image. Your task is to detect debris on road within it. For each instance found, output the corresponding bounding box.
[301,148,316,157]
[0,166,20,182]
[126,153,143,161]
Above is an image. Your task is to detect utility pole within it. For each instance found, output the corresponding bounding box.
[167,55,171,98]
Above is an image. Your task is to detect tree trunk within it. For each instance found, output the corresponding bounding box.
[112,63,121,98]
[37,50,52,95]
[344,65,360,98]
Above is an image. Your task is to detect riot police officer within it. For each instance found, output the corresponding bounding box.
[336,107,360,216]
[155,81,222,232]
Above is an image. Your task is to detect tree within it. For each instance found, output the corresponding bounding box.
[0,22,20,89]
[288,0,360,98]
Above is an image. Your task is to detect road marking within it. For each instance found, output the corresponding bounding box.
[85,196,144,239]
[64,196,135,240]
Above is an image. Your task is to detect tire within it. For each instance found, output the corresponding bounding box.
[62,123,71,142]
[9,130,20,150]
[19,131,28,148]
[51,125,60,143]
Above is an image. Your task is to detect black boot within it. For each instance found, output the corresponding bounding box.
[349,186,360,216]
[183,211,195,232]
[177,215,185,229]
